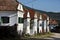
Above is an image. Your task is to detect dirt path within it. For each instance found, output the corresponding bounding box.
[43,33,60,40]
[44,33,60,40]
[51,33,60,38]
[50,33,60,40]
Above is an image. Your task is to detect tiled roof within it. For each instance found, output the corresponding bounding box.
[23,8,28,19]
[23,8,48,20]
[0,0,18,11]
[23,9,35,19]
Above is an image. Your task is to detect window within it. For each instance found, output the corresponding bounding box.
[1,17,9,23]
[18,17,24,23]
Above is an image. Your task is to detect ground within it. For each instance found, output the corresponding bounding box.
[51,33,60,40]
[44,33,60,40]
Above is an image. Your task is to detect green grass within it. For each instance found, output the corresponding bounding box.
[23,32,53,39]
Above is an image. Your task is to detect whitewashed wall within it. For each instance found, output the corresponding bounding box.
[23,19,27,32]
[17,11,24,34]
[39,15,43,33]
[10,14,17,26]
[47,17,49,32]
[44,20,47,32]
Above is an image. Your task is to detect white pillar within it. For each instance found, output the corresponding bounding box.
[39,15,42,33]
[33,13,37,34]
[47,17,49,32]
[26,12,30,34]
[44,20,47,32]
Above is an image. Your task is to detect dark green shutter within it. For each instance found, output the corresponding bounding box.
[1,17,9,23]
[18,17,24,23]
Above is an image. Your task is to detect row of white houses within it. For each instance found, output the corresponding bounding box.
[17,3,50,35]
[0,0,50,35]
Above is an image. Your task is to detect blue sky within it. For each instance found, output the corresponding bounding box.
[18,0,60,12]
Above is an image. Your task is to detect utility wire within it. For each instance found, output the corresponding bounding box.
[20,0,39,8]
[25,0,37,8]
[24,0,37,4]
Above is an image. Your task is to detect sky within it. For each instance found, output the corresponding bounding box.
[18,0,60,12]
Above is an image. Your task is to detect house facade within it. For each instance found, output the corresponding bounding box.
[0,0,50,35]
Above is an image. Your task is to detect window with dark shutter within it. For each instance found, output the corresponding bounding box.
[1,17,9,23]
[18,17,24,23]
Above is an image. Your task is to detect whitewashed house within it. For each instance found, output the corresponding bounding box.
[0,0,18,26]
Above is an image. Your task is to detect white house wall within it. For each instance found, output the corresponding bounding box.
[17,11,24,17]
[39,15,43,33]
[47,17,49,32]
[33,19,38,34]
[26,18,30,34]
[44,20,47,32]
[39,20,42,33]
[23,19,27,31]
[10,14,17,26]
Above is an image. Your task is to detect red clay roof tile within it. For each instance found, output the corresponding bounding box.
[0,0,18,11]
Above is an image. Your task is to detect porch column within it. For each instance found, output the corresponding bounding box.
[26,12,30,34]
[39,15,42,33]
[47,17,50,32]
[44,20,47,32]
[33,13,37,34]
